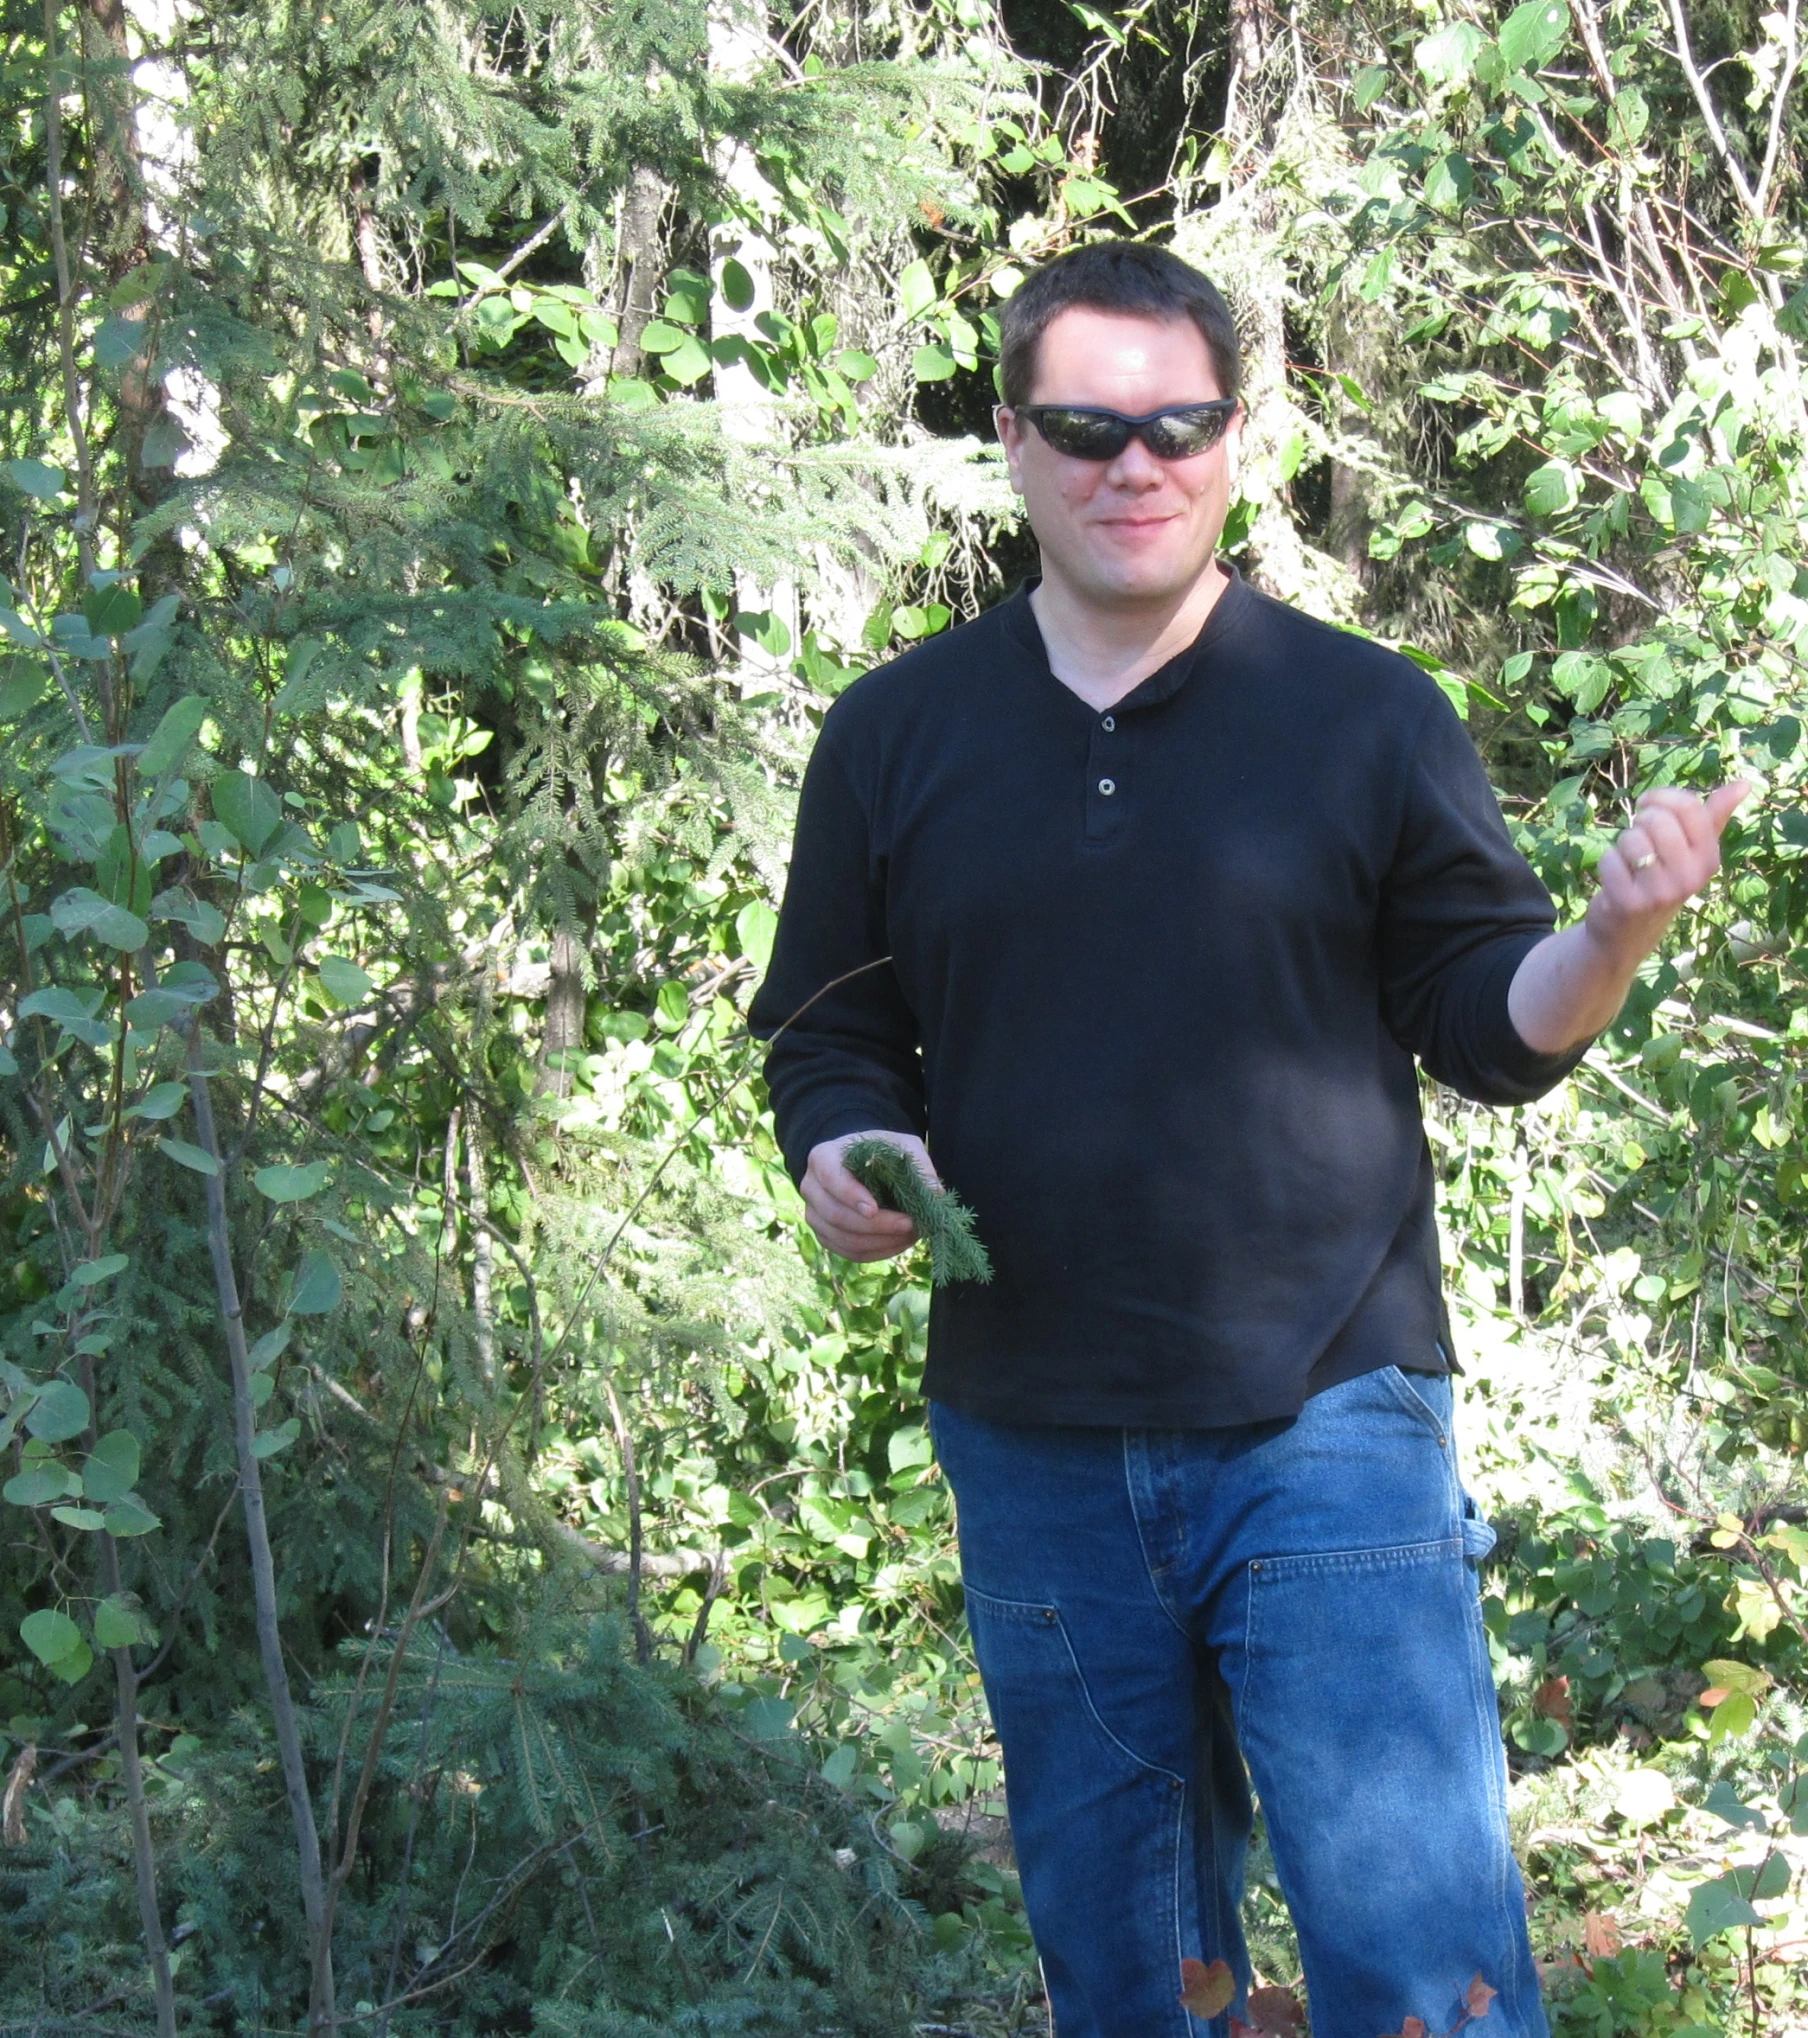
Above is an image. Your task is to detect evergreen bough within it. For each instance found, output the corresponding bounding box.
[843,1139,992,1287]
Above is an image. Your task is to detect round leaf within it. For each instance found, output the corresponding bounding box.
[212,770,283,854]
[102,1493,161,1537]
[51,1505,107,1530]
[20,1607,83,1665]
[93,1595,143,1648]
[82,1430,141,1503]
[253,1160,331,1203]
[720,258,756,312]
[26,1379,92,1443]
[158,1136,221,1176]
[4,458,67,499]
[4,1463,81,1507]
[137,695,207,779]
[83,583,144,637]
[316,955,373,1006]
[286,1248,342,1316]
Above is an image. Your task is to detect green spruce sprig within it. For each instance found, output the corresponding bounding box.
[843,1139,993,1287]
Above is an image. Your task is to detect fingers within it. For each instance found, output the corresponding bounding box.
[1604,781,1749,923]
[802,1132,927,1264]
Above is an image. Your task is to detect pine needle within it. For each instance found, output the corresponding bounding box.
[842,1139,992,1287]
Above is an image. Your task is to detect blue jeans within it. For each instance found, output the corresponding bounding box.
[931,1368,1548,2038]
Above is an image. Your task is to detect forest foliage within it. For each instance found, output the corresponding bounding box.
[1,0,1807,2033]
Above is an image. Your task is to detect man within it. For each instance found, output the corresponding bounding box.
[749,242,1743,2038]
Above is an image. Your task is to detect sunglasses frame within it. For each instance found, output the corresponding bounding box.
[1006,398,1241,462]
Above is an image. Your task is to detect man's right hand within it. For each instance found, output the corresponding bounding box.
[802,1131,936,1263]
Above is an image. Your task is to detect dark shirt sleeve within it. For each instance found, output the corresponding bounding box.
[749,723,926,1182]
[1378,689,1588,1105]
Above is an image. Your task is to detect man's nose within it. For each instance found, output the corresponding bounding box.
[1104,435,1166,487]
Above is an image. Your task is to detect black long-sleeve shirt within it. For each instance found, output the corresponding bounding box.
[751,571,1583,1428]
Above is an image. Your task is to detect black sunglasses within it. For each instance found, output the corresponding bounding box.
[1010,399,1239,461]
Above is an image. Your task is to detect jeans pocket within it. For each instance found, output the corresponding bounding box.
[963,1586,1182,1784]
[1461,1490,1498,1563]
[1374,1363,1452,1439]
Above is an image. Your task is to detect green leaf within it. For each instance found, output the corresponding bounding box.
[126,1081,187,1122]
[254,1160,330,1203]
[1686,1874,1761,1947]
[913,344,956,382]
[1524,461,1579,516]
[26,1380,91,1443]
[247,1325,292,1371]
[1498,0,1568,74]
[1609,83,1649,149]
[1423,153,1473,210]
[720,258,756,312]
[51,1505,107,1530]
[102,1492,160,1536]
[1353,64,1389,110]
[158,1136,220,1176]
[0,659,49,718]
[887,1424,933,1473]
[4,1463,80,1506]
[735,900,778,972]
[50,886,150,950]
[18,986,101,1025]
[1708,1688,1757,1742]
[1414,21,1486,86]
[316,955,373,1006]
[81,1431,141,1504]
[898,260,938,319]
[212,770,284,854]
[92,313,145,370]
[21,1608,83,1665]
[660,333,713,385]
[286,1248,342,1316]
[251,1417,302,1459]
[83,583,143,636]
[69,1253,129,1288]
[833,349,878,383]
[137,694,207,778]
[93,1595,142,1648]
[638,320,687,354]
[3,458,66,499]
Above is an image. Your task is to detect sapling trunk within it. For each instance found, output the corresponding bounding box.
[185,1043,334,2029]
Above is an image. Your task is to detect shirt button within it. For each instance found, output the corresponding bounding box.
[1098,777,1116,796]
[1101,714,1115,732]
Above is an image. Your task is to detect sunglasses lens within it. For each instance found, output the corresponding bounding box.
[1032,409,1132,459]
[1142,408,1229,458]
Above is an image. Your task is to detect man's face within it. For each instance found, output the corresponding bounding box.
[996,308,1242,611]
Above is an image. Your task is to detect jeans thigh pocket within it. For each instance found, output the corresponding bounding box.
[963,1586,1183,1785]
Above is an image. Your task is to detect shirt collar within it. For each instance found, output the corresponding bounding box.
[1002,563,1252,712]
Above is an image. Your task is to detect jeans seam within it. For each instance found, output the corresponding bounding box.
[1122,1431,1193,1643]
[964,1584,1187,1785]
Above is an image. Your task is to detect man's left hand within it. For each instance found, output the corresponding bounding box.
[1585,781,1750,965]
[1509,780,1750,1056]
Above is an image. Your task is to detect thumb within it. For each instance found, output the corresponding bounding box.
[1705,780,1752,835]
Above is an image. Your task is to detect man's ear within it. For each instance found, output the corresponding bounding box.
[994,405,1027,497]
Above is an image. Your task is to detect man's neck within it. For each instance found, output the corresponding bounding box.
[1029,560,1230,712]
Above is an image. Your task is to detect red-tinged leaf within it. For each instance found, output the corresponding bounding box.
[1179,1957,1236,2018]
[1464,1975,1498,2018]
[1699,1685,1730,1706]
[1533,1674,1572,1723]
[1582,1912,1621,1958]
[1378,2020,1427,2038]
[1248,1985,1305,2033]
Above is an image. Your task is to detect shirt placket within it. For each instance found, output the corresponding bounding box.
[1084,705,1131,845]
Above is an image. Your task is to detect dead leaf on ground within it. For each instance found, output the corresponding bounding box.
[1247,1984,1305,2033]
[1582,1911,1621,1958]
[1179,1957,1236,2019]
[1533,1675,1572,1724]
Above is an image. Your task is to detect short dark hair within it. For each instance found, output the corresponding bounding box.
[997,241,1242,409]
